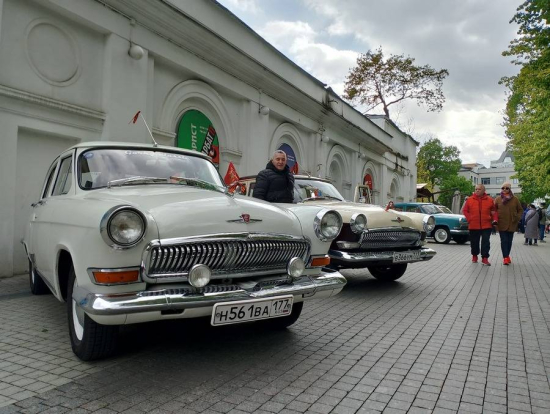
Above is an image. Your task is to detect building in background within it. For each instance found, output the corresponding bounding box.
[459,150,520,197]
[0,0,418,277]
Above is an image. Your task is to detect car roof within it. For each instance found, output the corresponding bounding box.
[66,141,210,160]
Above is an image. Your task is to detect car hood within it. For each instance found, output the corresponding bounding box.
[301,200,415,229]
[84,186,302,239]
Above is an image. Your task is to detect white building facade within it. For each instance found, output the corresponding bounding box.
[459,151,521,197]
[0,0,418,277]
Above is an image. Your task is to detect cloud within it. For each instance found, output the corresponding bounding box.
[219,0,521,167]
[219,0,260,14]
[258,21,357,87]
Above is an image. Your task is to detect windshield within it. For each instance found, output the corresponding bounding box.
[420,204,443,215]
[294,178,345,202]
[436,205,453,214]
[78,149,224,190]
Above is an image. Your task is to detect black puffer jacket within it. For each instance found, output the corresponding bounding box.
[253,162,295,203]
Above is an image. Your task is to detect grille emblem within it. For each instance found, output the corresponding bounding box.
[391,216,405,223]
[227,214,262,223]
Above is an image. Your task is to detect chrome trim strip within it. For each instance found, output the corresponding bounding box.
[73,270,347,316]
[329,247,436,264]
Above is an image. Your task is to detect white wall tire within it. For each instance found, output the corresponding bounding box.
[29,260,49,295]
[434,227,451,244]
[67,266,118,361]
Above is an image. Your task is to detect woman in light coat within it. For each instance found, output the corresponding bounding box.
[524,204,539,246]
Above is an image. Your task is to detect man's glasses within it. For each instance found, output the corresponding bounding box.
[501,187,510,190]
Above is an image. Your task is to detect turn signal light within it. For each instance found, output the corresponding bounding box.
[310,256,330,267]
[93,270,139,284]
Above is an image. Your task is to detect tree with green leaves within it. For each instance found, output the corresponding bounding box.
[344,47,449,118]
[501,0,550,200]
[437,176,475,209]
[416,137,462,193]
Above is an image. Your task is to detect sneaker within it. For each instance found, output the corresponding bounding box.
[472,255,478,263]
[534,243,538,246]
[481,258,491,266]
[524,242,529,245]
[503,257,511,265]
[541,240,546,243]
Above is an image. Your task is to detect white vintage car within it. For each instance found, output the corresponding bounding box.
[235,175,436,281]
[23,142,346,361]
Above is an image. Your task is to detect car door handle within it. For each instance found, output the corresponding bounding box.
[31,200,46,207]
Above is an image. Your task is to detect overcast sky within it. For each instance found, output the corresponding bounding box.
[216,0,522,167]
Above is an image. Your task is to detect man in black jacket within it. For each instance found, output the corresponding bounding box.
[253,150,295,203]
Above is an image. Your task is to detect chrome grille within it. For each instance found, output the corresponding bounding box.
[360,229,421,249]
[146,239,310,280]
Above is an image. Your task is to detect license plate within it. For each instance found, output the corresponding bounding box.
[393,250,421,263]
[211,296,293,326]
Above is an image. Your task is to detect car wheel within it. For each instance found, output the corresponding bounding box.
[67,266,118,361]
[367,263,408,281]
[263,301,304,329]
[453,236,468,244]
[433,227,451,244]
[29,260,49,295]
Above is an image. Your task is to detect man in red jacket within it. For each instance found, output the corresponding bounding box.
[462,184,498,265]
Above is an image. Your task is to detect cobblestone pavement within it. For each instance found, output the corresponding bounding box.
[1,235,549,414]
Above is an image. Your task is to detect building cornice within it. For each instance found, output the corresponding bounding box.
[0,84,106,120]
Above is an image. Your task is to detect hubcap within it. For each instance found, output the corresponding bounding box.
[71,279,85,340]
[435,229,447,242]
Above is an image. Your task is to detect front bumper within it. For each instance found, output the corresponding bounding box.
[73,270,346,317]
[328,247,436,267]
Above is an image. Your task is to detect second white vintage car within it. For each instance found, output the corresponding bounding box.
[234,175,437,281]
[23,142,346,360]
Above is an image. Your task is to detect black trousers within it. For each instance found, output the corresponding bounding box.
[469,229,492,258]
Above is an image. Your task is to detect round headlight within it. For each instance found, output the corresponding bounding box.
[287,257,305,279]
[423,215,436,233]
[188,264,211,288]
[314,209,343,241]
[105,208,146,247]
[350,213,367,234]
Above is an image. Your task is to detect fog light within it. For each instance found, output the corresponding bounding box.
[287,257,305,279]
[188,264,211,288]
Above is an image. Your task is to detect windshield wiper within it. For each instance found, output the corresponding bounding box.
[169,176,228,195]
[107,176,167,188]
[302,195,342,202]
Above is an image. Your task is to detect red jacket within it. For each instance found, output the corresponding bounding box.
[462,193,497,230]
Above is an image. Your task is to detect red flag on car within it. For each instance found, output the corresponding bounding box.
[224,162,240,185]
[291,162,299,175]
[130,110,141,124]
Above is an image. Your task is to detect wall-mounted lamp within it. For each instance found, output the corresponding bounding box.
[128,44,144,60]
[358,152,366,160]
[321,135,329,143]
[259,105,270,116]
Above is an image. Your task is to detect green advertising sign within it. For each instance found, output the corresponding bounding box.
[177,110,219,166]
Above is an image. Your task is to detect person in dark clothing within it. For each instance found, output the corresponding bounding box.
[253,150,295,203]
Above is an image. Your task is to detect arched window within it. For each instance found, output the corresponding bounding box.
[177,110,220,168]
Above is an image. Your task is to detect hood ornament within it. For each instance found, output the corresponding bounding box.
[391,216,405,223]
[227,214,262,223]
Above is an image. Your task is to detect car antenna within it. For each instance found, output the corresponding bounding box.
[130,110,158,147]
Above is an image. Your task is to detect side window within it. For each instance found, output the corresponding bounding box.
[248,182,255,197]
[52,156,73,196]
[41,162,58,199]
